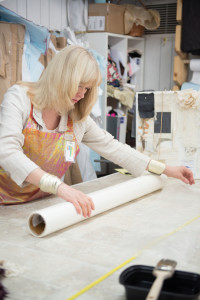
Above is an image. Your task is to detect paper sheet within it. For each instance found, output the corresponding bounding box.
[28,173,167,237]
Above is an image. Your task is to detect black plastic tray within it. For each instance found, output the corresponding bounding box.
[119,265,200,300]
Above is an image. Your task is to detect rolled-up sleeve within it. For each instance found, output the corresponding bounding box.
[0,85,39,186]
[81,116,150,177]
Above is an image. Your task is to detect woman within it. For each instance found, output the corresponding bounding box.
[0,45,194,217]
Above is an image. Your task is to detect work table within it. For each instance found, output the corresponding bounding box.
[1,173,200,300]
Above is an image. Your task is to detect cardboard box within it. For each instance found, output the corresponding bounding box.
[88,3,125,35]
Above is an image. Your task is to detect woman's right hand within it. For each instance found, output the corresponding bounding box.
[25,168,95,217]
[57,183,95,218]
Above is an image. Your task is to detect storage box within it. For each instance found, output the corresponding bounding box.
[119,265,200,300]
[88,3,125,35]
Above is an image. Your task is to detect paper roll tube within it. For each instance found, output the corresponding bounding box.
[28,173,167,237]
[190,59,200,72]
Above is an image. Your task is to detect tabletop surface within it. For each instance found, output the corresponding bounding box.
[1,173,200,300]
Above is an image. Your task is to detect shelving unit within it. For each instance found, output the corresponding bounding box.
[86,32,144,133]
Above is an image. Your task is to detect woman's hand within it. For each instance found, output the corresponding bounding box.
[57,183,95,217]
[163,165,195,185]
[25,168,95,217]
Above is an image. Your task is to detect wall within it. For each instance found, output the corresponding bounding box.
[0,0,67,31]
[144,34,175,91]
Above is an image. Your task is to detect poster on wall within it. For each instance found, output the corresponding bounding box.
[136,90,200,179]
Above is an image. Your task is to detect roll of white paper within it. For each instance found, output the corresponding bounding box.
[190,59,200,72]
[189,59,200,85]
[28,174,167,237]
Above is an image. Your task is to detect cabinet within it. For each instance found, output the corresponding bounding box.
[86,32,144,138]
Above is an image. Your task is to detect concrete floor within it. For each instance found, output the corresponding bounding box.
[1,173,200,300]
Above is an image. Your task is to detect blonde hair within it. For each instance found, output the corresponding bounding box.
[19,45,102,122]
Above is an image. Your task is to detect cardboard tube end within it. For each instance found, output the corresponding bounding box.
[28,213,46,237]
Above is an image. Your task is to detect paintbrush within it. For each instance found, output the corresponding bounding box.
[146,258,177,300]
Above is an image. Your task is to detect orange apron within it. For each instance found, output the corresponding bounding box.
[0,105,80,204]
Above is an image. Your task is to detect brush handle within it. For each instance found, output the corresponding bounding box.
[145,272,167,300]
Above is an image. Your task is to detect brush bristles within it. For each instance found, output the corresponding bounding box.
[156,259,177,269]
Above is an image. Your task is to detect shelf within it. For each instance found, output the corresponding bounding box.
[86,32,144,136]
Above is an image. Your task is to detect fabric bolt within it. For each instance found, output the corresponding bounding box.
[107,84,135,109]
[0,85,150,202]
[0,103,79,204]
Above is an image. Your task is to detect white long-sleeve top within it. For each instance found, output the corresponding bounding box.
[0,84,150,187]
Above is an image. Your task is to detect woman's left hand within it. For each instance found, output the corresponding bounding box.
[163,165,195,185]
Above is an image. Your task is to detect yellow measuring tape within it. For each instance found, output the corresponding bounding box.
[67,214,200,300]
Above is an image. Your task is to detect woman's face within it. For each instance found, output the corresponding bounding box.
[72,85,90,104]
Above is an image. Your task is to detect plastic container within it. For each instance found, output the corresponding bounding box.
[119,265,200,300]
